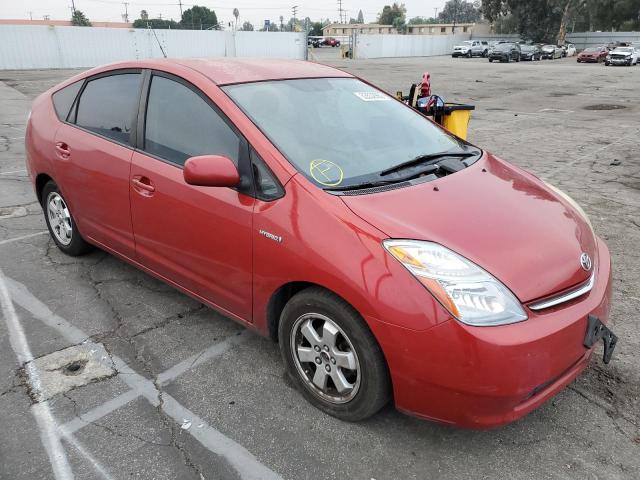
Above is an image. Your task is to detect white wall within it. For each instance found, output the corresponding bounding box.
[355,33,472,59]
[0,25,306,69]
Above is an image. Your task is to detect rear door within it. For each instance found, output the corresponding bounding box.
[129,71,254,321]
[54,70,142,258]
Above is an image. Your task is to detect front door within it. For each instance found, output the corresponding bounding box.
[54,71,142,258]
[129,73,254,321]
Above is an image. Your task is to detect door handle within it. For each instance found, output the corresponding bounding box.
[55,142,71,159]
[131,176,155,195]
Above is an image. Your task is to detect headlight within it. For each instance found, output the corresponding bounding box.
[543,181,593,231]
[383,240,528,326]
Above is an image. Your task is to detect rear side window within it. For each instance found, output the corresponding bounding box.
[75,73,141,145]
[52,80,82,121]
[143,75,240,167]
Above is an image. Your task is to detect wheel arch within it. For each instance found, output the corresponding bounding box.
[35,172,54,205]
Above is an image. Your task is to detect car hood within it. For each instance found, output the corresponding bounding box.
[340,153,596,303]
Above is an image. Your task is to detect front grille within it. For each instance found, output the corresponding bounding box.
[528,271,595,311]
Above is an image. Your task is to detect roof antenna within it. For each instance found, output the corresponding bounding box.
[147,22,167,58]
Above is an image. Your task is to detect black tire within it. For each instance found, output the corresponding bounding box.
[42,181,92,256]
[278,287,391,421]
[506,55,511,63]
[488,58,493,62]
[466,51,472,58]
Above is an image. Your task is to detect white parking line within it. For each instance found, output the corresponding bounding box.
[61,332,250,435]
[0,231,48,246]
[6,275,282,480]
[0,268,73,480]
[0,169,27,175]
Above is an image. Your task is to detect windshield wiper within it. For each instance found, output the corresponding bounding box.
[324,164,442,192]
[379,150,480,177]
[323,179,398,192]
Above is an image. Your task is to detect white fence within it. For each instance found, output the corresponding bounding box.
[0,25,307,69]
[355,33,472,59]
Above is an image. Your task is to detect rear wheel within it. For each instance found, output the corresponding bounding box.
[42,181,92,256]
[278,287,390,421]
[466,51,472,58]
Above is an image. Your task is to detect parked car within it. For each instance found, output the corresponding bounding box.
[452,40,489,58]
[520,44,542,61]
[561,43,577,57]
[576,46,609,63]
[26,58,615,429]
[307,36,322,48]
[322,37,340,47]
[488,42,521,62]
[541,45,563,59]
[605,46,639,66]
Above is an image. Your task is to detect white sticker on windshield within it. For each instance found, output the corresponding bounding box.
[353,91,390,102]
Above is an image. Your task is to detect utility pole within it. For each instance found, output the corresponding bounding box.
[292,5,298,30]
[71,0,76,14]
[178,0,183,18]
[434,8,438,20]
[337,0,343,24]
[28,11,33,20]
[122,2,129,23]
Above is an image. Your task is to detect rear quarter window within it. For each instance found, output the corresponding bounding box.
[52,80,83,121]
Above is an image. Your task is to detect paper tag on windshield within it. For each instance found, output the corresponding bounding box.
[353,91,390,102]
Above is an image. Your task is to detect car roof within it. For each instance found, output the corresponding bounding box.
[85,58,353,86]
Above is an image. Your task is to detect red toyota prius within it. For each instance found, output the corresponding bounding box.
[25,58,616,429]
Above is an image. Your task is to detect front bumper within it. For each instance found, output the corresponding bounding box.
[452,51,468,57]
[369,237,613,429]
[609,57,631,65]
[578,56,599,62]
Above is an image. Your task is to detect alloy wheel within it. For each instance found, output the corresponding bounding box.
[46,191,73,245]
[290,313,361,404]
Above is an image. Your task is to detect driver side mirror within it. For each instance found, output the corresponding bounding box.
[183,155,240,188]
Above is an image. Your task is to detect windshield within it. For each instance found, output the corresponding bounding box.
[614,47,633,53]
[495,44,512,51]
[223,78,465,189]
[584,48,598,52]
[521,45,534,51]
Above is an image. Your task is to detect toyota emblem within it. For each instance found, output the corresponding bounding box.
[580,253,592,271]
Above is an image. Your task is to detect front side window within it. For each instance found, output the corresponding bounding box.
[224,78,466,189]
[75,73,141,145]
[144,75,240,167]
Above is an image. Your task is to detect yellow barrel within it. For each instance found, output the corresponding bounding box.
[441,104,474,140]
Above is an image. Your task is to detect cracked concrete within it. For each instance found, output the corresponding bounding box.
[1,56,639,479]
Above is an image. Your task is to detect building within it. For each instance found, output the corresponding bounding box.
[322,22,477,37]
[0,19,133,28]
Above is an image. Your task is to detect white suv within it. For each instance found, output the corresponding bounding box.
[452,40,489,58]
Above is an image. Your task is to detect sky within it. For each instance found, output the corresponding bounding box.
[0,0,448,28]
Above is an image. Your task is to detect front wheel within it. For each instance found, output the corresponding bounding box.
[42,181,92,256]
[279,287,391,421]
[488,58,493,62]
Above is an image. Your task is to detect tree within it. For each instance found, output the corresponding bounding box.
[140,10,149,21]
[233,8,239,29]
[241,21,254,31]
[181,5,218,30]
[357,9,365,23]
[393,16,407,33]
[408,16,435,24]
[309,21,324,36]
[349,17,358,24]
[71,10,92,26]
[377,3,407,25]
[438,0,482,24]
[133,18,180,29]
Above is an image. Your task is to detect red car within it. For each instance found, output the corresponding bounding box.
[25,58,616,429]
[577,46,609,63]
